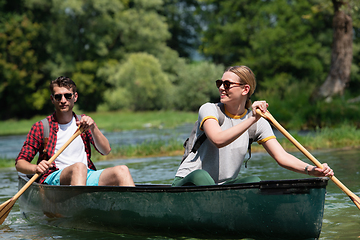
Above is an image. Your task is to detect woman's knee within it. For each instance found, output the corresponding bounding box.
[179,170,215,186]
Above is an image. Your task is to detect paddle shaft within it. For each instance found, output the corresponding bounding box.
[256,109,360,210]
[12,125,85,201]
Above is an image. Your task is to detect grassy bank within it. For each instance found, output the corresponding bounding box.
[92,124,360,162]
[0,109,199,136]
[3,124,360,169]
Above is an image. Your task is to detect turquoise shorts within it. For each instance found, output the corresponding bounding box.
[44,169,104,186]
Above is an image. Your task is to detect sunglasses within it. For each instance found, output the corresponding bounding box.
[216,80,244,89]
[53,93,74,101]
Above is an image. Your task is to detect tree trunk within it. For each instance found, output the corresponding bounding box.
[312,0,353,101]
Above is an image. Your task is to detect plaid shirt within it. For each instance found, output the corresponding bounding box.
[15,112,99,184]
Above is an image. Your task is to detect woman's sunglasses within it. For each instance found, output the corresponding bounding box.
[53,93,74,101]
[216,80,244,90]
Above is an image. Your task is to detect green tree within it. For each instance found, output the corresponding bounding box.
[160,0,202,58]
[312,0,358,100]
[0,13,47,119]
[98,53,173,111]
[173,61,224,111]
[198,0,333,88]
[13,0,187,113]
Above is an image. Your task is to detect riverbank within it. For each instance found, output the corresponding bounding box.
[0,110,198,136]
[2,123,360,169]
[92,123,360,162]
[1,110,360,169]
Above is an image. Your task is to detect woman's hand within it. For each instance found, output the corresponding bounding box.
[252,101,269,120]
[309,163,334,177]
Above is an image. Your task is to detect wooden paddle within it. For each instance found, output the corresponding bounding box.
[0,125,86,225]
[256,109,360,210]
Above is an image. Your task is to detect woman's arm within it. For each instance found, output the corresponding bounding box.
[202,101,268,148]
[203,116,257,148]
[262,138,334,177]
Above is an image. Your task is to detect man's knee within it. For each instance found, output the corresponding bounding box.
[69,162,87,172]
[62,162,87,175]
[113,165,131,177]
[60,162,87,185]
[99,165,133,186]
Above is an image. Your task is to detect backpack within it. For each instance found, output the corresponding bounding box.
[181,103,257,168]
[40,115,82,152]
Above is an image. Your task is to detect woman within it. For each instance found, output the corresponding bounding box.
[172,65,333,186]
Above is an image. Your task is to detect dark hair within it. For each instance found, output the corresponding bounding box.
[49,76,77,95]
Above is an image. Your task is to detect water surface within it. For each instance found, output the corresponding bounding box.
[0,124,359,239]
[1,148,360,239]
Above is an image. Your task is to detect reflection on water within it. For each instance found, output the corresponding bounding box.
[1,144,360,238]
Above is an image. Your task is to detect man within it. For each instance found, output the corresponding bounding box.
[15,76,135,186]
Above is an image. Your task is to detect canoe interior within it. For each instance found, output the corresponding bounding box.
[18,174,328,240]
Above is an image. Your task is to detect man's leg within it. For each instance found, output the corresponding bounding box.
[60,162,88,185]
[98,165,135,187]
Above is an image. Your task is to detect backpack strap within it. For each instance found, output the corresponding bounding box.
[244,110,257,168]
[40,118,49,154]
[191,103,225,153]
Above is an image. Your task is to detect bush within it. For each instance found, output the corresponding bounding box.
[98,53,173,111]
[173,61,224,111]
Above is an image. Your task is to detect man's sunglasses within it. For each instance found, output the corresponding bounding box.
[216,80,244,89]
[53,93,74,101]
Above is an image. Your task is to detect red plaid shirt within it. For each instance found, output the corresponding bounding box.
[15,112,99,184]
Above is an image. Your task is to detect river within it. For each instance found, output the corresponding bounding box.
[0,127,359,239]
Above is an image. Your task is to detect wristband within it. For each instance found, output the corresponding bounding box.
[305,164,310,175]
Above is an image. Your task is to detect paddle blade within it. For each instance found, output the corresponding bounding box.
[0,198,16,225]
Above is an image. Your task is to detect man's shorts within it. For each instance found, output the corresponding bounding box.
[44,169,104,186]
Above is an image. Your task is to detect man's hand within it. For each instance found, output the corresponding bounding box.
[35,160,53,175]
[77,115,96,132]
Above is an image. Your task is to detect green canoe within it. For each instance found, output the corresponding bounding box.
[18,174,328,239]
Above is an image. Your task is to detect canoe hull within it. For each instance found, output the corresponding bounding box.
[18,174,328,239]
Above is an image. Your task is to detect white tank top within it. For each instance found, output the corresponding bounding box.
[54,117,88,170]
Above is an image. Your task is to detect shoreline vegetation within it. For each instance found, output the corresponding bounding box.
[1,110,360,168]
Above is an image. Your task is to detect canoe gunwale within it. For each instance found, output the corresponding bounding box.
[19,173,328,193]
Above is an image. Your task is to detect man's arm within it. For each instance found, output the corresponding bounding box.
[77,115,111,155]
[16,121,52,174]
[16,159,53,175]
[90,124,111,155]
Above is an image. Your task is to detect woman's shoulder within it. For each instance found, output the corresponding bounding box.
[199,102,218,111]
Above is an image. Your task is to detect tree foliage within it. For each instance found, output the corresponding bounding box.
[0,11,47,119]
[173,61,224,111]
[198,0,336,90]
[98,52,173,111]
[1,0,360,130]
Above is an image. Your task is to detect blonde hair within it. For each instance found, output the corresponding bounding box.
[225,65,256,109]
